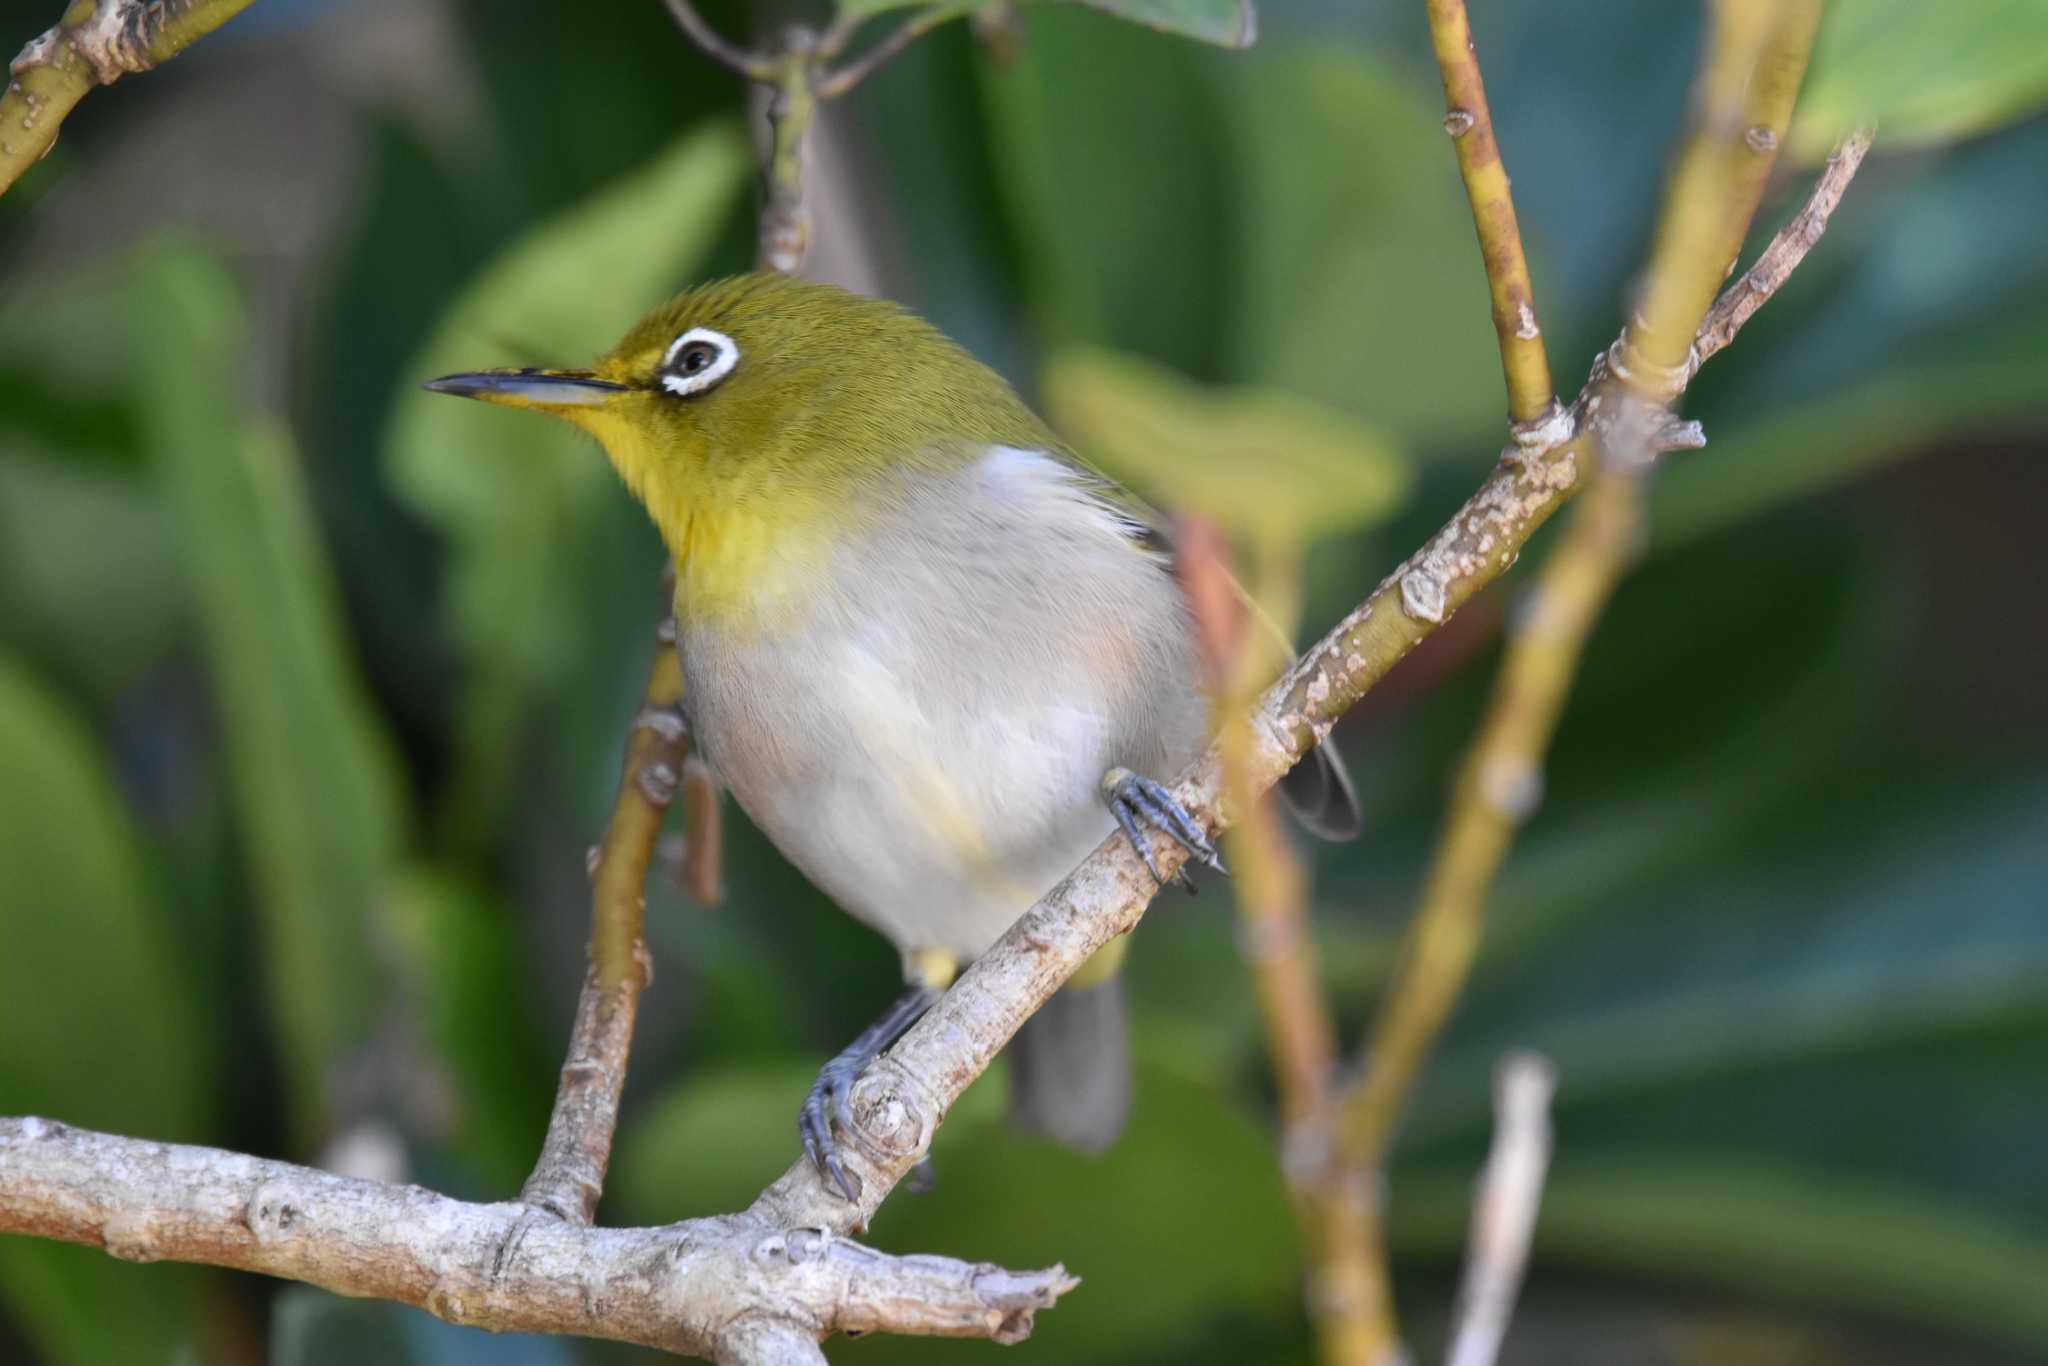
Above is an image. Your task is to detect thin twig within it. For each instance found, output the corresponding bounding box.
[758,51,821,276]
[661,0,777,81]
[1695,124,1875,364]
[1426,0,1558,432]
[0,0,258,197]
[817,9,956,100]
[0,1117,1073,1359]
[1444,1054,1557,1366]
[1620,0,1828,390]
[518,622,688,1223]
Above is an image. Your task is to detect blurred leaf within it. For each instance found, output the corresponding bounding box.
[1657,355,2046,552]
[978,4,1234,375]
[1224,48,1506,449]
[1395,1162,2048,1348]
[1069,0,1257,48]
[1386,770,2048,1347]
[613,1058,865,1220]
[384,868,553,1190]
[271,1289,417,1366]
[837,0,1255,48]
[136,243,408,1139]
[1044,345,1411,542]
[0,454,183,702]
[0,260,143,470]
[1793,0,2048,160]
[868,1055,1298,1363]
[0,652,210,1364]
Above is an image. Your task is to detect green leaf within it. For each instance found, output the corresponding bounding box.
[1043,345,1411,543]
[835,0,1256,48]
[382,868,553,1190]
[1224,49,1508,449]
[0,652,211,1364]
[0,454,183,702]
[1068,0,1256,48]
[977,5,1237,374]
[136,243,408,1139]
[872,1056,1297,1361]
[1394,1162,2048,1348]
[1793,0,2048,160]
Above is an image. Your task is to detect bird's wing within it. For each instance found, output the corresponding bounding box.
[1054,448,1364,843]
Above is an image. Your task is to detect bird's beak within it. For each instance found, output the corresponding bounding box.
[422,367,629,411]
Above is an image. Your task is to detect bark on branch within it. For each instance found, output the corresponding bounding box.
[0,0,257,196]
[0,1117,1072,1359]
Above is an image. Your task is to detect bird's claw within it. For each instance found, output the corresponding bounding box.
[799,1055,866,1202]
[1103,767,1227,888]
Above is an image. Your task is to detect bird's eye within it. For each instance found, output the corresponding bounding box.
[659,326,739,397]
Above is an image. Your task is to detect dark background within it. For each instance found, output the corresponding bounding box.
[1,1,2044,1363]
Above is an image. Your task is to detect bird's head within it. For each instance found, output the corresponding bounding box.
[425,273,1050,558]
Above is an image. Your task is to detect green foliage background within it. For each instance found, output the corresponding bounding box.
[1,1,2044,1363]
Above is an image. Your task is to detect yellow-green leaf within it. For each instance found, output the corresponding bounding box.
[1043,345,1411,543]
[1793,0,2048,159]
[1070,0,1255,48]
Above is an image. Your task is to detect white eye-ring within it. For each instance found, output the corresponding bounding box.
[659,326,739,396]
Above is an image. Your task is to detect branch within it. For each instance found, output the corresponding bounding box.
[1694,124,1874,365]
[817,9,955,100]
[1341,0,1828,1169]
[0,1117,1072,1359]
[1444,1054,1556,1366]
[1426,0,1559,432]
[518,618,689,1223]
[1,0,257,197]
[661,0,777,81]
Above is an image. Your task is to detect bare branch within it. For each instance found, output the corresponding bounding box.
[519,626,689,1223]
[1695,124,1876,365]
[1,0,258,197]
[817,9,956,100]
[662,0,778,82]
[1426,0,1557,429]
[0,1117,1073,1358]
[1444,1054,1556,1366]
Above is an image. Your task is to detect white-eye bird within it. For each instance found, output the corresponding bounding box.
[427,273,1356,1198]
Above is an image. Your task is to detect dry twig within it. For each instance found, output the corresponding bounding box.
[1444,1054,1557,1366]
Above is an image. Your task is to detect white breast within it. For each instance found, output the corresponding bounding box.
[677,446,1206,964]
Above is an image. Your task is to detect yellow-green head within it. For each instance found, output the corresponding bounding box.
[426,273,1054,624]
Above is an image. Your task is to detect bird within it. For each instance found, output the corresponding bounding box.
[426,272,1356,1199]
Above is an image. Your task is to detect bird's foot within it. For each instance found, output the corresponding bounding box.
[797,984,940,1202]
[1102,767,1227,892]
[798,1052,868,1202]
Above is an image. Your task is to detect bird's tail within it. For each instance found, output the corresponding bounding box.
[1008,974,1131,1152]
